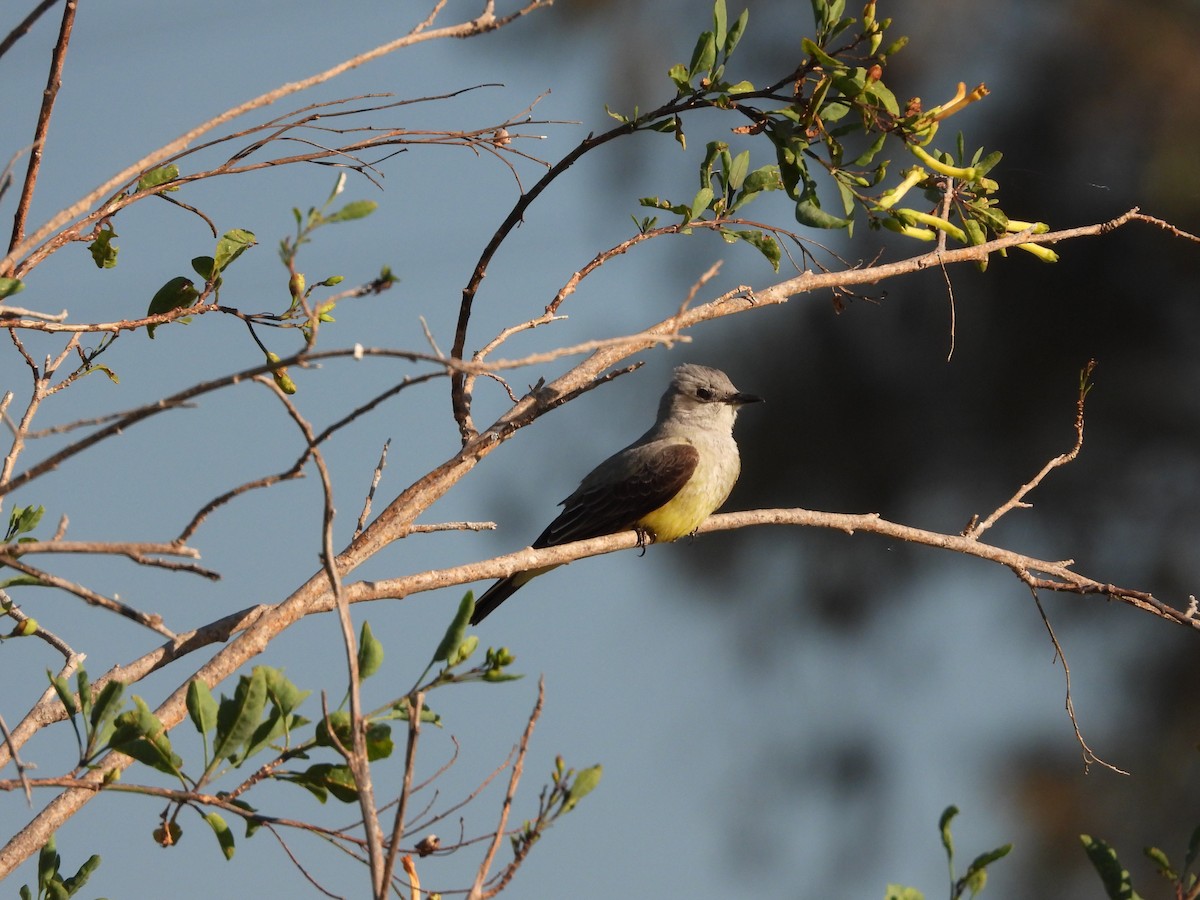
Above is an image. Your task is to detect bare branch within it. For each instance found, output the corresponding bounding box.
[7,0,76,252]
[0,0,61,62]
[469,677,544,900]
[0,555,177,638]
[355,440,391,540]
[965,359,1095,539]
[0,0,555,279]
[1029,588,1129,775]
[381,691,425,896]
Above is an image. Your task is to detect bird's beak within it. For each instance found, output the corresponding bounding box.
[730,391,764,406]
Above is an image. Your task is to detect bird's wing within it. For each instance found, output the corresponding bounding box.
[532,441,699,547]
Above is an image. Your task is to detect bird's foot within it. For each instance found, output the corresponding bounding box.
[635,527,651,556]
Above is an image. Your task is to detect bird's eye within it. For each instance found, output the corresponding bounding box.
[695,387,714,401]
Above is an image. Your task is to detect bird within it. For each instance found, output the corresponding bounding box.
[470,363,762,624]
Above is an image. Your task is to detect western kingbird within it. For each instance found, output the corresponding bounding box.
[470,363,762,624]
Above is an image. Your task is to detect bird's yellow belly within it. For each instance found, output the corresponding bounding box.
[636,456,738,542]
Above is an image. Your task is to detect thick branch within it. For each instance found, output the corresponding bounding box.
[345,509,1197,629]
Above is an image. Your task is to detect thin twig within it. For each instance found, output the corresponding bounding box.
[382,691,424,895]
[1029,588,1128,775]
[0,713,34,805]
[261,375,388,896]
[354,440,391,539]
[0,556,176,638]
[966,359,1095,539]
[0,0,61,62]
[469,677,544,900]
[7,0,77,252]
[0,0,555,278]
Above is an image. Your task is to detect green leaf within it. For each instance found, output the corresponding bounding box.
[88,680,124,736]
[325,200,378,224]
[689,187,714,222]
[1143,846,1175,879]
[385,699,442,726]
[712,0,728,51]
[795,192,852,230]
[88,226,119,269]
[108,696,183,777]
[146,276,198,338]
[213,229,256,274]
[604,104,631,124]
[965,843,1013,877]
[853,132,888,166]
[288,763,359,803]
[700,141,724,189]
[974,149,1003,177]
[191,256,216,281]
[725,7,749,57]
[60,853,101,895]
[740,164,784,197]
[968,201,1008,235]
[315,710,352,749]
[562,764,603,812]
[940,806,959,857]
[802,37,841,69]
[1184,824,1200,873]
[237,708,293,763]
[50,673,78,720]
[75,670,93,724]
[186,679,219,736]
[0,277,24,300]
[212,667,268,763]
[6,504,44,540]
[688,31,717,82]
[731,229,781,270]
[727,150,751,191]
[884,886,924,900]
[357,621,384,680]
[262,668,311,719]
[1081,834,1143,900]
[203,812,236,860]
[136,164,179,192]
[865,80,900,116]
[433,591,475,662]
[835,177,856,216]
[0,576,41,590]
[325,172,347,204]
[365,722,394,761]
[38,833,59,891]
[668,63,691,93]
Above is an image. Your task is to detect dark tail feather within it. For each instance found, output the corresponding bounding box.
[470,576,525,625]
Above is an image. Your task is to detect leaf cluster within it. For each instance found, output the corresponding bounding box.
[1082,825,1200,900]
[18,835,101,900]
[43,594,525,862]
[886,806,1012,900]
[619,0,1055,273]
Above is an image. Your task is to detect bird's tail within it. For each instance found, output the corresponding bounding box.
[470,574,529,625]
[470,562,561,625]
